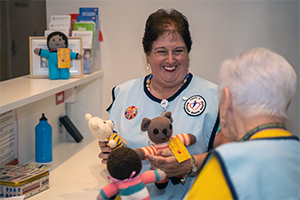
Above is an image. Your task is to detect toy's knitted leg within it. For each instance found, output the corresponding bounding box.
[59,68,70,79]
[155,177,169,190]
[48,62,60,80]
[170,176,182,185]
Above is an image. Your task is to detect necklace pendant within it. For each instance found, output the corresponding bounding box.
[160,99,169,116]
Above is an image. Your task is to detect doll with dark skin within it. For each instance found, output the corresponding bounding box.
[34,31,82,80]
[135,111,197,189]
[97,147,166,200]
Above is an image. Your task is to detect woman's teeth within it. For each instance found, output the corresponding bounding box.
[164,66,176,71]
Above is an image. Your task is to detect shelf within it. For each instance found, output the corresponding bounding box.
[0,70,104,114]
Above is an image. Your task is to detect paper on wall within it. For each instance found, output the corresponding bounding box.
[0,109,18,167]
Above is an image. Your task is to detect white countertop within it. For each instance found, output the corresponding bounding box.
[30,136,109,200]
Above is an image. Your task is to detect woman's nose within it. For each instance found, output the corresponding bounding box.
[166,52,175,63]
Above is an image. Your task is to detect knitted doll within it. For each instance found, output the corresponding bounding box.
[34,31,82,80]
[85,113,127,150]
[97,147,166,200]
[135,111,197,189]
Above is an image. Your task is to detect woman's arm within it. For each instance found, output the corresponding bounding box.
[146,129,230,178]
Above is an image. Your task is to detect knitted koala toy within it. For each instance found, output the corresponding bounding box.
[135,111,197,189]
[85,113,127,150]
[97,147,166,200]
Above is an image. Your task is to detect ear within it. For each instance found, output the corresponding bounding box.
[85,113,92,121]
[222,87,232,116]
[145,53,151,64]
[164,111,173,123]
[141,118,151,131]
[286,101,291,112]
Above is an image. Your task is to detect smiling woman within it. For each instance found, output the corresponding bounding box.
[146,32,189,99]
[98,8,229,200]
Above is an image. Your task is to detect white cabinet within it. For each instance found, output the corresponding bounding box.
[0,70,104,164]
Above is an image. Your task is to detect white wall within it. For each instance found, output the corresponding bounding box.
[47,1,299,136]
[16,78,102,164]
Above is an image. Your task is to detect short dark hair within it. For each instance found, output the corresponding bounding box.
[142,8,192,55]
[47,31,68,49]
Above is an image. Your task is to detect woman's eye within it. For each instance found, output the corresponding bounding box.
[173,50,183,55]
[157,51,167,55]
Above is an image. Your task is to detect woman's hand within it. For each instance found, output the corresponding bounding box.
[98,141,112,164]
[146,149,190,177]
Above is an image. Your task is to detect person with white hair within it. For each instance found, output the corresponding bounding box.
[186,47,299,199]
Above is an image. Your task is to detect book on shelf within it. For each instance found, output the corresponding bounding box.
[69,13,79,36]
[79,7,99,22]
[72,30,94,74]
[73,22,97,74]
[49,15,71,36]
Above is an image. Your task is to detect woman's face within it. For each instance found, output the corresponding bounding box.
[146,32,189,88]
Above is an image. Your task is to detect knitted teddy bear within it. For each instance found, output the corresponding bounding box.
[97,147,166,200]
[85,113,127,150]
[34,31,82,80]
[135,111,197,189]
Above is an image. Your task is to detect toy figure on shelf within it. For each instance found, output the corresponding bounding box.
[33,31,82,80]
[97,147,166,200]
[85,113,127,150]
[135,111,197,189]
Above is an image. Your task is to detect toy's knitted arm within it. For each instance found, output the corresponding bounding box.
[34,48,50,58]
[135,145,158,160]
[34,48,41,55]
[70,51,82,60]
[97,183,119,200]
[171,133,197,146]
[140,170,166,185]
[107,131,127,149]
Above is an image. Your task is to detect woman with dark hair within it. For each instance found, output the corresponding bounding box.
[98,8,228,199]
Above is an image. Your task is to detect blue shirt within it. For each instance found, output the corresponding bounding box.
[107,73,219,200]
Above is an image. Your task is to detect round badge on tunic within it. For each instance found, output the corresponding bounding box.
[125,106,138,120]
[184,95,206,116]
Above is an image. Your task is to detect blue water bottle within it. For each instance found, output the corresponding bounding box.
[35,113,52,162]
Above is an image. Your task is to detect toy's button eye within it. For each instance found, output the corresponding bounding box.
[169,124,172,130]
[153,129,159,134]
[103,121,106,124]
[163,129,167,134]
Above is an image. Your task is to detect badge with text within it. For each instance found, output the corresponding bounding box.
[169,137,191,163]
[124,106,138,120]
[184,95,206,116]
[57,48,71,68]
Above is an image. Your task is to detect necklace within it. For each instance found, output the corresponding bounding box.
[146,71,189,91]
[239,123,285,142]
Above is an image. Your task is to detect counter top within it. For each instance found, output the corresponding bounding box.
[30,136,108,200]
[0,70,104,114]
